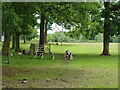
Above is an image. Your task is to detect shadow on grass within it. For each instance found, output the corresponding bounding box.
[54,53,118,57]
[2,64,118,88]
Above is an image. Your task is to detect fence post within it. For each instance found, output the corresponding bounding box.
[8,53,9,64]
[30,44,35,55]
[49,44,51,54]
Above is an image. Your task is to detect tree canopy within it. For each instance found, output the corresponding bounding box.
[2,2,120,55]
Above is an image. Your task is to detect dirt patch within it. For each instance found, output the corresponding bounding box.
[2,66,25,78]
[2,65,118,88]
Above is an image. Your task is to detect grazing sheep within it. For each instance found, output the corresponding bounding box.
[40,53,43,58]
[22,50,31,55]
[56,43,60,45]
[9,53,13,56]
[64,50,73,60]
[34,52,43,59]
[18,52,22,55]
[34,55,37,58]
[34,51,37,58]
[51,54,55,60]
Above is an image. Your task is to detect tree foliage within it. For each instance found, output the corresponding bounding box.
[2,2,21,35]
[21,25,39,41]
[64,2,103,40]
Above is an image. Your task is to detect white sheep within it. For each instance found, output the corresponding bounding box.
[40,53,43,58]
[18,52,22,55]
[51,54,55,60]
[9,53,13,56]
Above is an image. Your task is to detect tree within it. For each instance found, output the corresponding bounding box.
[20,25,38,41]
[64,2,103,40]
[40,13,45,46]
[109,2,120,36]
[23,35,26,44]
[36,2,73,52]
[2,2,21,55]
[101,1,120,55]
[2,2,38,54]
[39,2,102,44]
[26,26,39,41]
[48,34,55,42]
[12,35,16,49]
[12,2,37,51]
[101,1,111,56]
[44,18,52,43]
[35,14,53,43]
[44,19,48,43]
[37,3,54,46]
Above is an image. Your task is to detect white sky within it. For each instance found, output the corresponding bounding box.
[37,19,70,35]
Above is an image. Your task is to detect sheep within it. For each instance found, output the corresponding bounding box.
[40,53,43,58]
[22,50,31,55]
[18,52,22,55]
[64,50,73,60]
[9,53,13,56]
[51,54,55,60]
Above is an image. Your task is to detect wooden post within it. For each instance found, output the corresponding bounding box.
[38,45,44,53]
[30,44,35,55]
[49,44,51,54]
[8,53,9,64]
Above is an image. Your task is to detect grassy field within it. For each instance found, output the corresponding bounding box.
[2,42,118,88]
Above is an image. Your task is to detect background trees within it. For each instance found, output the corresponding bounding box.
[36,2,74,46]
[13,2,38,52]
[2,2,38,54]
[2,2,119,55]
[2,2,20,55]
[21,26,39,41]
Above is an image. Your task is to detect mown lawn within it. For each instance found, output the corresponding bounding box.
[2,42,118,88]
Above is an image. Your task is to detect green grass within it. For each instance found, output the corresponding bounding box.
[2,42,118,88]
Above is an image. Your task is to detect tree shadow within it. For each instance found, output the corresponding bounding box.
[53,53,118,61]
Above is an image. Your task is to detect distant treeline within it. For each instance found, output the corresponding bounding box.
[31,31,119,43]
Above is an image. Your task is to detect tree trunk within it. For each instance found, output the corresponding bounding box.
[24,35,26,44]
[44,19,48,43]
[2,34,10,55]
[101,2,110,56]
[12,35,16,49]
[15,33,20,52]
[39,13,45,53]
[101,32,110,55]
[39,13,45,45]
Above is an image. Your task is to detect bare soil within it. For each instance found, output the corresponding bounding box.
[2,65,118,88]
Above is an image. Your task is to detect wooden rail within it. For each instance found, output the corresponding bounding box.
[31,44,52,54]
